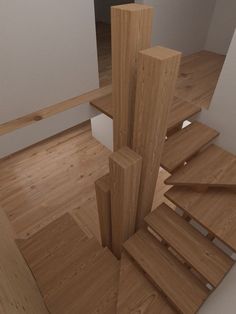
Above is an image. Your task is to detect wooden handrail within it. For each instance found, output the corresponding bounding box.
[0,84,112,136]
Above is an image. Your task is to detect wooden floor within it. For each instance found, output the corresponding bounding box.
[0,121,170,240]
[0,23,225,242]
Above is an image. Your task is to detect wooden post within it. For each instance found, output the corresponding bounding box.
[95,174,112,250]
[112,4,153,150]
[109,147,142,258]
[132,46,181,228]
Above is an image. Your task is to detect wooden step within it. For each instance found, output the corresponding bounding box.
[90,93,113,118]
[90,94,201,132]
[161,122,219,173]
[117,252,176,314]
[123,229,209,314]
[168,97,201,132]
[145,203,233,287]
[18,213,119,314]
[166,144,236,188]
[165,187,236,252]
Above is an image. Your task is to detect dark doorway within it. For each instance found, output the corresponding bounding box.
[94,0,134,86]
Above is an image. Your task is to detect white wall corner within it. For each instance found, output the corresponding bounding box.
[197,30,236,154]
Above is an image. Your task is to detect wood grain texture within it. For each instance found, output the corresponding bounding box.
[167,97,201,131]
[175,51,225,109]
[96,21,225,110]
[0,121,171,241]
[0,85,112,136]
[90,93,113,118]
[109,147,142,258]
[112,4,153,150]
[132,46,181,228]
[117,252,176,314]
[166,144,236,188]
[17,213,119,314]
[0,209,49,314]
[95,173,112,249]
[93,50,224,114]
[145,203,233,287]
[161,121,219,173]
[124,229,209,314]
[90,93,201,133]
[165,187,236,252]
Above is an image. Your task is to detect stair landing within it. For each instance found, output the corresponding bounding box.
[17,213,119,314]
[117,252,176,314]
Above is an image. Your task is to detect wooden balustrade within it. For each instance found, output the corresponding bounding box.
[95,4,181,256]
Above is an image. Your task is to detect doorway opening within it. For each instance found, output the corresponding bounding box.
[94,0,134,87]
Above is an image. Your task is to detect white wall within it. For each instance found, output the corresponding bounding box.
[205,0,236,55]
[0,0,99,158]
[91,113,113,151]
[198,30,236,155]
[136,0,216,55]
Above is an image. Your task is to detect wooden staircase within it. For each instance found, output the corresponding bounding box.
[165,144,236,188]
[17,103,236,313]
[13,4,236,314]
[118,117,236,313]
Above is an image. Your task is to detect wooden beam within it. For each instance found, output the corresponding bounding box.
[112,4,153,150]
[132,46,181,228]
[109,147,142,259]
[0,85,112,136]
[95,173,112,249]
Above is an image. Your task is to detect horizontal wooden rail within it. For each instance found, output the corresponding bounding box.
[0,84,112,136]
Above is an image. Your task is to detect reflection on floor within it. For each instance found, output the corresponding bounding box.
[0,121,171,240]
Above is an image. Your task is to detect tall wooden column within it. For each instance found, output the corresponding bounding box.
[109,147,142,258]
[132,46,181,228]
[95,174,112,249]
[112,4,153,151]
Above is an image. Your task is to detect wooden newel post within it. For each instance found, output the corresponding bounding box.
[95,174,112,249]
[112,4,153,151]
[132,46,181,228]
[109,147,142,258]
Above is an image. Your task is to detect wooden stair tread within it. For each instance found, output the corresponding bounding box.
[117,252,176,314]
[18,213,119,314]
[161,122,219,172]
[90,94,201,131]
[166,144,236,187]
[123,228,209,314]
[90,93,113,118]
[165,187,236,252]
[145,203,233,287]
[168,97,201,131]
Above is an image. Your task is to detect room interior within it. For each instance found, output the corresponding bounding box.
[0,1,236,313]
